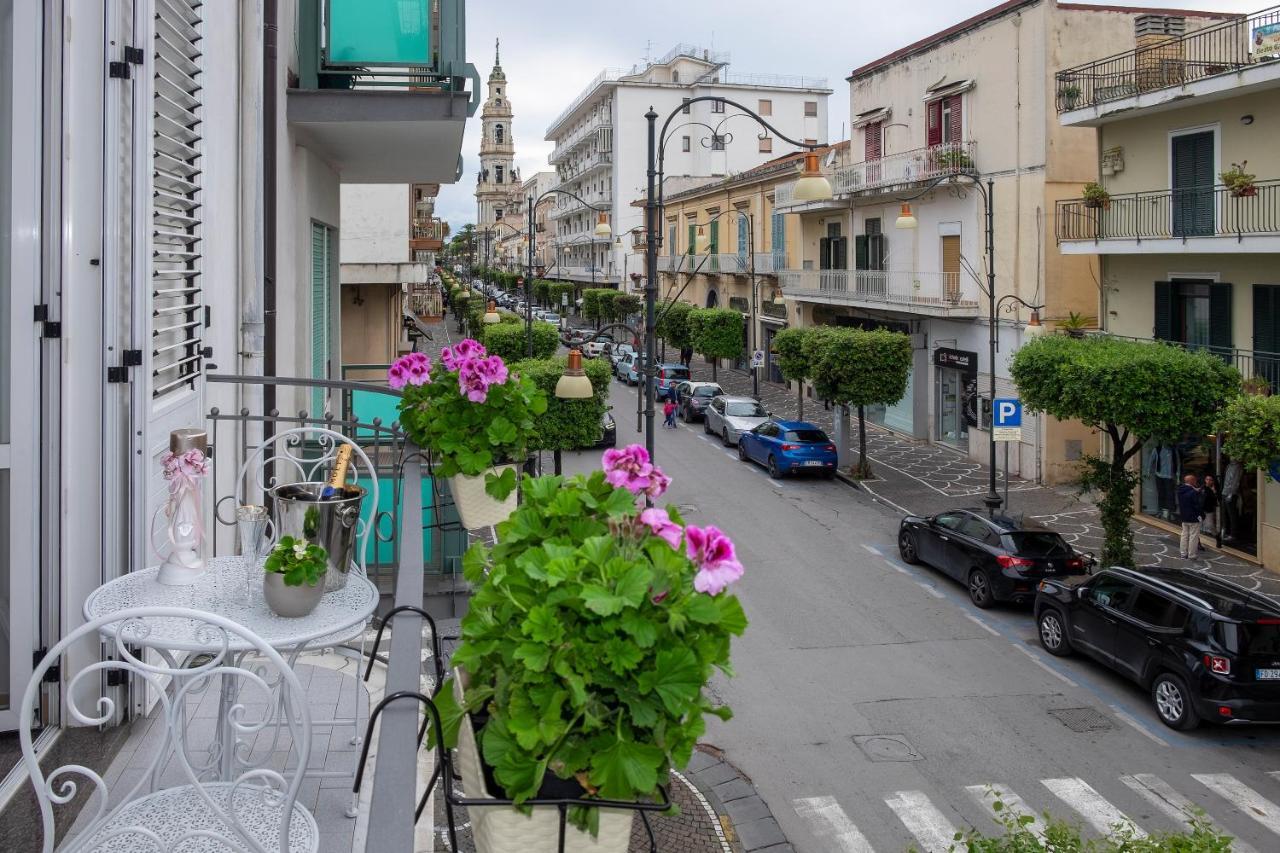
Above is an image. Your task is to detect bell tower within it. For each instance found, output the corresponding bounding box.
[476,39,518,230]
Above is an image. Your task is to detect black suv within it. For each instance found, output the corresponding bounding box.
[1036,567,1280,729]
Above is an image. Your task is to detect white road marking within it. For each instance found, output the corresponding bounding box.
[883,559,910,575]
[792,796,876,853]
[1107,704,1169,747]
[884,790,957,853]
[860,544,881,555]
[965,783,1047,838]
[1042,777,1146,838]
[964,613,1001,637]
[1194,774,1280,836]
[916,581,946,600]
[1121,773,1255,853]
[1012,645,1079,687]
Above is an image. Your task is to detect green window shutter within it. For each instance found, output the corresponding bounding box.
[1153,281,1173,341]
[687,223,696,256]
[709,221,719,254]
[311,222,331,415]
[737,216,749,265]
[772,211,785,268]
[1209,282,1233,352]
[855,235,869,270]
[1255,285,1280,391]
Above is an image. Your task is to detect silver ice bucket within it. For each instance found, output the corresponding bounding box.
[272,482,366,592]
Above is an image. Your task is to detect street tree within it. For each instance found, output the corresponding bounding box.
[582,289,614,328]
[805,328,912,479]
[1011,335,1239,567]
[655,301,694,362]
[689,308,744,381]
[770,327,814,421]
[1217,392,1280,473]
[511,356,611,452]
[613,293,642,322]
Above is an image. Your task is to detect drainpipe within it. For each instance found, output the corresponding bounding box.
[263,0,278,439]
[240,1,265,499]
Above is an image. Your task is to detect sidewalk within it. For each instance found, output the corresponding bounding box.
[675,357,1280,603]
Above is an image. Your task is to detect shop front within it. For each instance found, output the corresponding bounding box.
[934,347,978,451]
[1140,434,1259,557]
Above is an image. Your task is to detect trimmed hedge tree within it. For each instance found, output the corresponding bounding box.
[482,320,560,362]
[805,328,912,479]
[511,356,612,452]
[1217,392,1280,473]
[1012,335,1240,567]
[770,327,814,421]
[655,300,694,358]
[689,308,744,381]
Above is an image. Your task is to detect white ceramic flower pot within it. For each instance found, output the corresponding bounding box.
[448,465,519,530]
[453,671,634,853]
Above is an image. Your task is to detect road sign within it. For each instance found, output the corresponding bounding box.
[750,349,765,368]
[993,398,1021,442]
[561,292,569,306]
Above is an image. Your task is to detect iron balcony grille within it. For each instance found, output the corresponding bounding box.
[1055,6,1280,113]
[1056,179,1280,242]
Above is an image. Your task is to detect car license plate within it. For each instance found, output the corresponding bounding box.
[802,460,825,467]
[1258,668,1280,680]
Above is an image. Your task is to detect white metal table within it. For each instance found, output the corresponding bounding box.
[85,556,379,785]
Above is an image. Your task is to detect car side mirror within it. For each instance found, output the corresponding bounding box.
[1076,587,1089,600]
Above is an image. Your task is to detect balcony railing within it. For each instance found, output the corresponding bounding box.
[550,114,612,164]
[1082,332,1280,391]
[548,191,613,220]
[557,150,613,181]
[547,68,629,136]
[1056,180,1280,242]
[834,141,977,195]
[779,268,980,314]
[1055,6,1280,112]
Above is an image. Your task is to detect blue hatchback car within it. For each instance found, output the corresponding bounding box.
[737,420,838,478]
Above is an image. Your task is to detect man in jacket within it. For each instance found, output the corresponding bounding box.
[1176,474,1204,559]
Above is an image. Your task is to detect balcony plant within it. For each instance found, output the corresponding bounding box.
[391,344,547,529]
[1082,182,1111,209]
[934,147,975,172]
[1059,311,1092,338]
[1058,83,1083,109]
[1220,161,1257,197]
[431,447,747,851]
[261,536,328,618]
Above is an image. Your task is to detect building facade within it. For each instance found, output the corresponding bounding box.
[0,0,474,754]
[775,0,1227,484]
[475,41,522,231]
[1055,6,1280,568]
[544,44,832,288]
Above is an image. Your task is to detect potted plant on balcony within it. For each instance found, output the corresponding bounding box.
[431,446,747,852]
[1058,84,1083,110]
[934,147,975,172]
[1221,161,1257,197]
[1082,182,1111,210]
[392,343,546,530]
[261,536,328,618]
[1059,311,1093,339]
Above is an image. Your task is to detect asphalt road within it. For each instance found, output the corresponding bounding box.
[556,375,1280,853]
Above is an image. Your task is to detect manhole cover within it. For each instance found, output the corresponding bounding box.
[1048,707,1114,732]
[852,734,924,762]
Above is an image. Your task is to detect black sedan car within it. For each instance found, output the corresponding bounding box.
[592,409,617,449]
[898,510,1087,608]
[1036,567,1280,729]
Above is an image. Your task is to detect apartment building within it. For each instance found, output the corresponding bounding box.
[655,147,841,379]
[0,0,474,752]
[775,0,1227,483]
[544,44,831,288]
[1055,6,1280,567]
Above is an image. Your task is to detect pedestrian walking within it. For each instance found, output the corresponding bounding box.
[662,400,677,429]
[1176,473,1204,559]
[1201,473,1220,538]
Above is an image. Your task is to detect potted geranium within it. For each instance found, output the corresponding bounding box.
[261,535,328,617]
[430,446,747,852]
[391,342,546,529]
[1082,181,1110,209]
[1221,161,1257,197]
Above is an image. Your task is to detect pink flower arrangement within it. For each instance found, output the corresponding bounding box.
[602,444,669,500]
[388,351,432,391]
[685,524,744,596]
[160,448,208,481]
[389,340,510,404]
[639,507,683,549]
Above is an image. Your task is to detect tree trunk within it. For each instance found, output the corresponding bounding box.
[796,382,804,421]
[855,405,872,479]
[711,358,717,381]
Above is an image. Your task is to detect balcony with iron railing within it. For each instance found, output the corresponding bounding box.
[1056,179,1280,251]
[1054,6,1280,121]
[557,150,613,181]
[774,142,977,210]
[548,191,614,220]
[778,268,982,316]
[549,114,613,164]
[1078,331,1280,391]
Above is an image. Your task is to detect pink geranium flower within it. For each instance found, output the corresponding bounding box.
[443,338,486,371]
[457,359,492,403]
[685,524,744,595]
[387,362,409,390]
[602,444,668,498]
[639,507,683,549]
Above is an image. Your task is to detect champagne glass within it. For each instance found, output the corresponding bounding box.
[236,505,272,606]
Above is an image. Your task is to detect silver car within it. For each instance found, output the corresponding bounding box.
[703,395,770,446]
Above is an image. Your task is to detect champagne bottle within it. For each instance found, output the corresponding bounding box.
[320,445,354,499]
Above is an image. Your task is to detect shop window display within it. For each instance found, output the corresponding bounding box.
[1140,435,1256,555]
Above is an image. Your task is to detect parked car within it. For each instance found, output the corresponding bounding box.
[566,328,589,346]
[618,353,648,386]
[704,396,770,445]
[1036,567,1280,729]
[583,334,615,359]
[898,510,1088,608]
[655,364,690,400]
[592,409,618,449]
[673,381,723,422]
[737,420,837,479]
[541,312,561,326]
[610,343,636,375]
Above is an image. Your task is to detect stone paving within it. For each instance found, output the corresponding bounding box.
[665,355,1280,602]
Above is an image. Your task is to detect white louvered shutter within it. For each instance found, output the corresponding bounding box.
[151,0,203,399]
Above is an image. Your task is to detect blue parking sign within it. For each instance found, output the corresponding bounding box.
[993,399,1022,428]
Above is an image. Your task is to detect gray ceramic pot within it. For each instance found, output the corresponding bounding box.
[263,571,325,618]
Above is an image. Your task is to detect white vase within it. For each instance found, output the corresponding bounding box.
[452,672,634,853]
[448,465,519,530]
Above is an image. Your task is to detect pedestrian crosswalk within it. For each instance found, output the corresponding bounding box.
[790,771,1279,852]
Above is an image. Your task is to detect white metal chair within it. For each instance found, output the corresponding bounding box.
[21,607,317,853]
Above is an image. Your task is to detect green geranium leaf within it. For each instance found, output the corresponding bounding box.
[600,487,642,518]
[484,466,517,500]
[683,593,721,625]
[620,612,658,648]
[637,647,702,714]
[588,733,664,800]
[580,584,624,616]
[523,605,565,644]
[424,677,465,750]
[614,565,652,609]
[717,595,748,636]
[485,416,517,446]
[513,642,551,672]
[602,637,645,676]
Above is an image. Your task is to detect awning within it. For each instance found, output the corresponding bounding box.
[851,106,891,128]
[923,77,975,102]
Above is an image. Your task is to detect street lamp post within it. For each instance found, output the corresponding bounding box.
[696,211,761,397]
[895,174,1044,517]
[647,98,831,459]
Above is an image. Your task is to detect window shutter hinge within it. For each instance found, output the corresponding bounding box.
[35,305,61,339]
[34,649,59,683]
[107,366,129,383]
[123,349,143,367]
[124,46,144,65]
[108,46,144,80]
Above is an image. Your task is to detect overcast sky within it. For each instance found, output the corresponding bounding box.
[434,0,1241,231]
